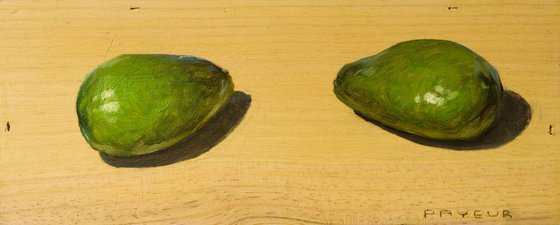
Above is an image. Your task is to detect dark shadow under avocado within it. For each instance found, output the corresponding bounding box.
[100,91,251,167]
[355,90,531,150]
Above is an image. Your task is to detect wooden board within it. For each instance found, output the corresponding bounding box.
[1,1,559,224]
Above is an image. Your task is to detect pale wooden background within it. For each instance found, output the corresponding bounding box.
[1,1,559,224]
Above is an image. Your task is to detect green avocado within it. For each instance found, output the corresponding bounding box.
[334,39,503,140]
[77,54,233,157]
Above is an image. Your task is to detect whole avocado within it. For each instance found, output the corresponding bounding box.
[77,54,233,157]
[334,39,503,140]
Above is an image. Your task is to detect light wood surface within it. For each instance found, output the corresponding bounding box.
[1,1,559,224]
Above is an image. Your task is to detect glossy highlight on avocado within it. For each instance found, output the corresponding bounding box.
[77,54,234,157]
[334,39,504,140]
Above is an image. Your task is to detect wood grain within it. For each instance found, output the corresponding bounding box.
[1,1,559,224]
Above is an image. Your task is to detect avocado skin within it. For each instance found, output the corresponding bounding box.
[334,39,503,140]
[77,54,233,157]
